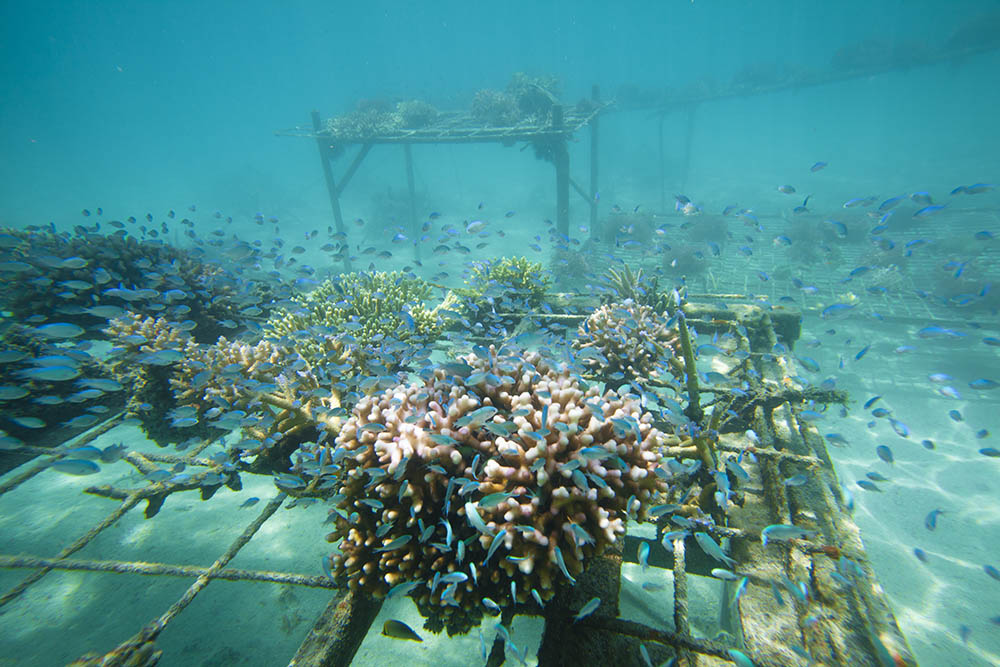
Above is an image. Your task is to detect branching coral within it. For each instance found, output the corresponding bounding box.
[396,100,438,128]
[0,226,269,343]
[601,264,674,314]
[320,347,670,635]
[104,312,200,446]
[105,312,342,469]
[265,271,441,349]
[470,89,521,127]
[573,300,683,387]
[468,256,550,310]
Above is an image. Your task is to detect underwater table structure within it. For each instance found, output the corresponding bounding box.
[0,297,917,666]
[276,87,607,269]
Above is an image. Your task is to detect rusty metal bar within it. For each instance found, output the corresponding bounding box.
[670,536,693,666]
[0,554,337,590]
[288,589,382,667]
[0,486,144,608]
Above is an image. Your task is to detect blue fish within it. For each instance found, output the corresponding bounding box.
[824,220,848,237]
[821,303,855,320]
[49,459,100,475]
[914,204,947,217]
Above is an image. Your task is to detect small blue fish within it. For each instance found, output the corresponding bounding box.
[913,204,947,217]
[761,524,817,545]
[554,545,576,584]
[783,474,809,487]
[888,418,909,438]
[876,445,894,464]
[638,541,650,570]
[49,459,100,476]
[694,532,736,568]
[863,396,881,409]
[925,509,944,531]
[573,596,601,623]
[821,303,855,320]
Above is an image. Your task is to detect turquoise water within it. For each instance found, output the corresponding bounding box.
[1,2,999,665]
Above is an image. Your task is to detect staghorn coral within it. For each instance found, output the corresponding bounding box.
[320,347,670,635]
[104,312,200,446]
[396,100,439,128]
[324,108,401,139]
[573,299,683,387]
[468,256,550,310]
[265,271,440,349]
[505,71,560,120]
[0,226,270,343]
[470,89,520,127]
[601,264,673,313]
[0,325,123,450]
[105,312,342,467]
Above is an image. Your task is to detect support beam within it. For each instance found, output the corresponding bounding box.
[403,144,420,262]
[311,110,351,271]
[589,85,600,239]
[289,590,383,667]
[552,106,570,237]
[658,113,666,213]
[333,143,373,200]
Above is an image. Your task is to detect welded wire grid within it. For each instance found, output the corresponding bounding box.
[0,426,338,666]
[0,306,914,666]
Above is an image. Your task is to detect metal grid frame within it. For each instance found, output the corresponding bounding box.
[0,302,917,666]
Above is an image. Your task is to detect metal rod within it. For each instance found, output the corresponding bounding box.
[150,493,285,632]
[677,311,703,424]
[310,110,351,271]
[333,142,373,199]
[589,84,600,238]
[680,105,697,194]
[658,113,666,213]
[568,177,591,203]
[404,143,420,263]
[0,554,338,590]
[671,536,693,665]
[552,105,570,237]
[0,486,144,608]
[289,589,383,667]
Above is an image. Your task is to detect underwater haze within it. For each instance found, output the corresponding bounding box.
[1,1,999,666]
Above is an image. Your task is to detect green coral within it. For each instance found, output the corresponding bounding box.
[266,271,441,347]
[602,264,674,314]
[468,256,551,309]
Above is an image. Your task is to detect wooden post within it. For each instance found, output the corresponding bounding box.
[681,104,697,195]
[658,112,666,213]
[403,144,420,262]
[311,110,351,271]
[552,106,570,238]
[589,85,600,240]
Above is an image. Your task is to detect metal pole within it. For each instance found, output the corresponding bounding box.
[553,106,570,238]
[310,110,351,271]
[403,144,420,262]
[681,105,697,195]
[658,112,666,213]
[589,85,600,240]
